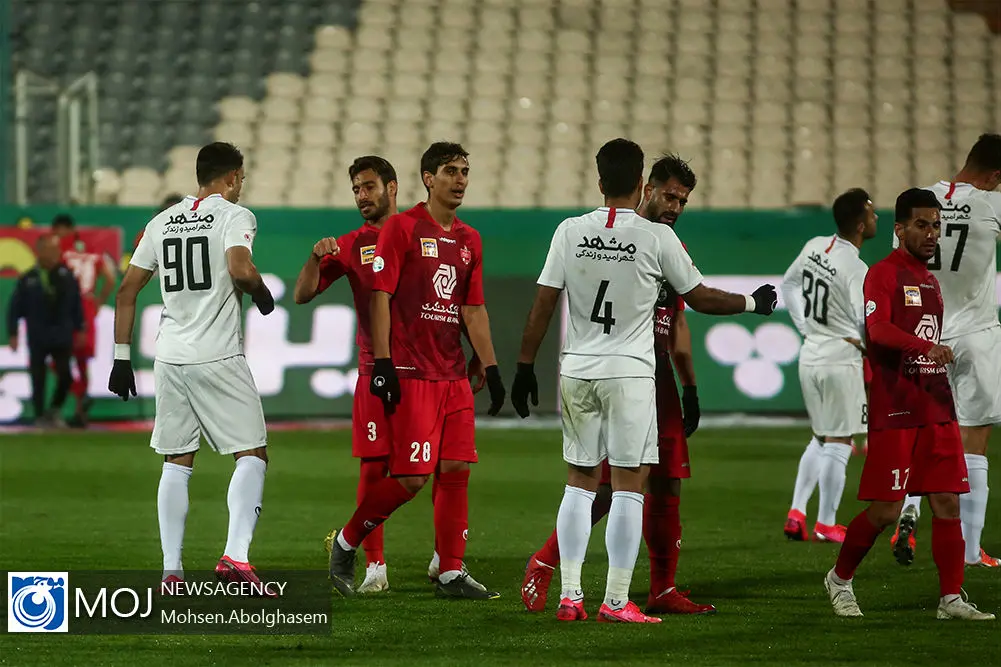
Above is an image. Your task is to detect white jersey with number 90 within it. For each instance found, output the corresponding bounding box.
[537,207,703,380]
[130,193,257,365]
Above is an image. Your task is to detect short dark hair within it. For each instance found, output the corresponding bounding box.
[964,133,1001,172]
[420,142,469,186]
[596,138,644,198]
[895,188,941,222]
[349,155,398,186]
[832,188,871,235]
[648,153,697,191]
[196,142,244,186]
[159,193,184,212]
[51,213,74,230]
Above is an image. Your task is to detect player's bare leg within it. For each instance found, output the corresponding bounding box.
[927,492,995,619]
[826,499,901,617]
[159,451,195,590]
[815,436,853,543]
[959,425,997,567]
[597,464,660,623]
[786,436,824,540]
[215,447,275,597]
[644,477,715,614]
[522,483,612,612]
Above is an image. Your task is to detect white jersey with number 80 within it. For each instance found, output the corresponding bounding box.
[130,193,257,365]
[537,207,703,380]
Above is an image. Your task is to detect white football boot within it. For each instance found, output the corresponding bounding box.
[824,568,863,617]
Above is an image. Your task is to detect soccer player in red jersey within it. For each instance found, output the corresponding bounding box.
[51,214,117,426]
[823,188,994,621]
[520,155,715,615]
[326,142,506,600]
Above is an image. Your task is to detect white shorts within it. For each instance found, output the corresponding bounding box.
[799,362,866,438]
[559,375,658,468]
[946,326,1001,427]
[150,355,267,456]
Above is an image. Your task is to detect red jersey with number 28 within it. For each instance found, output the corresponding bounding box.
[315,222,381,375]
[863,248,955,430]
[371,204,485,380]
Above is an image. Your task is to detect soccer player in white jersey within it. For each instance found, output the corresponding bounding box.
[510,138,778,623]
[108,142,277,589]
[891,133,1001,568]
[781,189,877,543]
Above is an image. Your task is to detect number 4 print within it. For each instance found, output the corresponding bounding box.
[590,280,616,334]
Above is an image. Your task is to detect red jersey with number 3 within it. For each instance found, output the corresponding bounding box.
[863,249,955,430]
[316,222,381,375]
[371,204,484,380]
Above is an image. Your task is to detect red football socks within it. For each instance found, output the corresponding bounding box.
[341,476,414,549]
[834,511,884,580]
[931,516,964,597]
[535,487,613,566]
[645,494,681,594]
[357,458,389,565]
[434,469,470,573]
[431,470,440,556]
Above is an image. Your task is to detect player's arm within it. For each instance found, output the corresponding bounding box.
[109,262,153,400]
[225,211,273,314]
[670,310,696,386]
[293,237,344,304]
[95,254,117,304]
[460,235,505,413]
[863,267,951,365]
[781,254,807,335]
[844,269,867,353]
[368,215,408,408]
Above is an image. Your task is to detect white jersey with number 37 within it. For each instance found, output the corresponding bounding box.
[925,181,1001,339]
[130,193,257,365]
[538,207,703,380]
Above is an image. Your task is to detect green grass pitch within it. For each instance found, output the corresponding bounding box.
[1,427,998,666]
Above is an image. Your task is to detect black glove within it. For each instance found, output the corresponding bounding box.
[750,284,778,315]
[681,385,700,438]
[369,358,400,412]
[510,362,538,418]
[254,289,275,316]
[108,359,137,401]
[484,365,505,416]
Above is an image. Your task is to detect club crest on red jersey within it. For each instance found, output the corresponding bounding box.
[460,245,471,265]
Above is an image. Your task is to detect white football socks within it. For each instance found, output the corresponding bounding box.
[603,491,644,611]
[223,455,267,563]
[158,462,192,578]
[817,442,853,526]
[902,494,921,518]
[960,454,989,564]
[557,485,596,601]
[791,437,824,515]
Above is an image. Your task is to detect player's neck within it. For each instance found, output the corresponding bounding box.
[837,232,863,250]
[195,186,227,201]
[602,197,637,210]
[425,199,457,230]
[369,208,397,229]
[952,168,988,191]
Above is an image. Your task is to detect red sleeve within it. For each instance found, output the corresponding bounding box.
[863,264,934,355]
[315,232,354,295]
[463,230,485,306]
[372,214,412,295]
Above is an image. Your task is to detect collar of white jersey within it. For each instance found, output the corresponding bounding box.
[185,193,223,201]
[595,207,636,213]
[832,234,860,256]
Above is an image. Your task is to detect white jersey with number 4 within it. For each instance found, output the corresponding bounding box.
[781,235,867,366]
[538,206,703,380]
[925,181,1001,339]
[130,193,256,365]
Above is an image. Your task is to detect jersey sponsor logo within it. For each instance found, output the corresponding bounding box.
[359,245,376,265]
[941,202,972,220]
[420,238,439,258]
[460,245,471,265]
[865,300,876,317]
[903,286,922,307]
[420,302,460,324]
[372,256,385,273]
[432,264,457,300]
[574,235,637,263]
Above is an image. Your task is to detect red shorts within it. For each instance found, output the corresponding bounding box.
[863,358,872,385]
[351,374,390,459]
[387,378,477,476]
[858,422,969,502]
[598,376,690,484]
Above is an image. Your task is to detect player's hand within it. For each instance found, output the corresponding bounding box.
[467,355,486,394]
[370,358,401,413]
[926,344,954,366]
[8,335,17,352]
[510,362,538,418]
[843,337,865,353]
[312,238,340,260]
[485,365,505,416]
[681,385,701,438]
[750,284,778,315]
[108,359,137,401]
[254,288,275,316]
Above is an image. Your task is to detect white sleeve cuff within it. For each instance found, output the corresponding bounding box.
[114,344,131,361]
[744,294,756,312]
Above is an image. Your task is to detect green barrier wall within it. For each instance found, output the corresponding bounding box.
[1,204,997,421]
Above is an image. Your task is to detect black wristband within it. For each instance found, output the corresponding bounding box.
[516,362,534,374]
[485,365,501,382]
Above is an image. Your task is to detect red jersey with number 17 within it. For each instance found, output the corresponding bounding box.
[316,222,381,375]
[863,248,955,430]
[371,203,484,380]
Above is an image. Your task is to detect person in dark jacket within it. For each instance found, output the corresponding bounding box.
[6,234,84,427]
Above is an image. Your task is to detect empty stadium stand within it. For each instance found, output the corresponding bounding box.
[10,0,1001,209]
